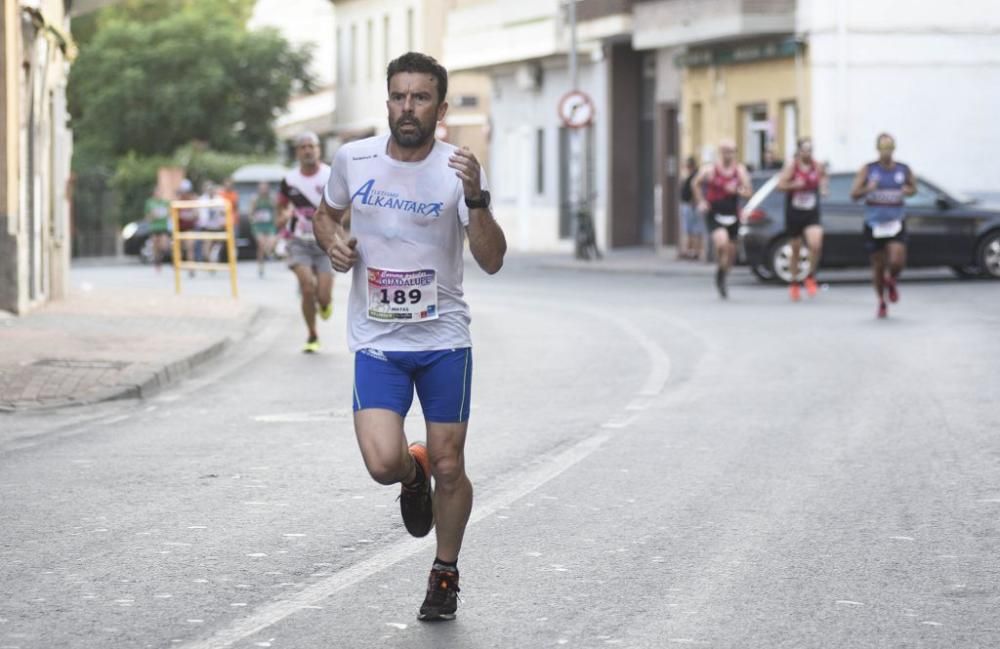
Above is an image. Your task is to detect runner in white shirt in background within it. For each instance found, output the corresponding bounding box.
[314,52,506,622]
[277,132,334,353]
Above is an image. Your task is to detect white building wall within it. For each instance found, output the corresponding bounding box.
[489,59,609,252]
[250,0,336,86]
[802,0,1000,194]
[333,0,423,135]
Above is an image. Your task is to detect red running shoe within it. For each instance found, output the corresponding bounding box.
[789,282,801,302]
[884,275,899,303]
[804,276,818,297]
[877,301,888,319]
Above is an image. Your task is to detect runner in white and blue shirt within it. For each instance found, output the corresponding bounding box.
[313,52,506,622]
[850,133,917,318]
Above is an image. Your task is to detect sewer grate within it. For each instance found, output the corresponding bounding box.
[33,359,130,370]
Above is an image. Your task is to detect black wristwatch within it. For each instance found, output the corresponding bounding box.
[464,190,490,209]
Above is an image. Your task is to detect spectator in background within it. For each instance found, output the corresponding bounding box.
[763,146,783,170]
[144,187,172,272]
[219,177,240,231]
[198,181,226,263]
[251,181,278,278]
[176,179,199,275]
[678,156,704,261]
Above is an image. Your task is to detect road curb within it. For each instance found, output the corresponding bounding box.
[0,306,263,413]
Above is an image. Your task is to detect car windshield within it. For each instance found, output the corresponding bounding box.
[744,174,781,212]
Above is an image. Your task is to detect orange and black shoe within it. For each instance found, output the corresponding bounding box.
[400,442,433,538]
[418,567,460,621]
[884,275,899,303]
[804,275,818,297]
[789,281,801,302]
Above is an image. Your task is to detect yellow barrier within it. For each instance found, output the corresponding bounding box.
[169,199,239,298]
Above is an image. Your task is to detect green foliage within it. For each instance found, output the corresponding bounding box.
[100,0,257,28]
[68,6,314,160]
[68,0,311,229]
[110,146,275,226]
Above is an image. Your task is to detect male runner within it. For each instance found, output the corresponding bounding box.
[850,133,916,318]
[777,137,828,300]
[691,140,752,298]
[314,52,506,621]
[277,132,334,352]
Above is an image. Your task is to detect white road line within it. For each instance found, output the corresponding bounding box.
[176,433,609,649]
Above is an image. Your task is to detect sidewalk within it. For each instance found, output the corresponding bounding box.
[0,289,259,412]
[533,245,718,277]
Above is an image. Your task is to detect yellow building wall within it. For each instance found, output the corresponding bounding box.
[682,54,811,166]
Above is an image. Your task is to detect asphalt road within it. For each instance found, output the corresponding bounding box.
[2,257,999,649]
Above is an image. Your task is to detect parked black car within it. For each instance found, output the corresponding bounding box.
[739,171,1000,282]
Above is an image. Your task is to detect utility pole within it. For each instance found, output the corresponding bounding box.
[564,0,599,259]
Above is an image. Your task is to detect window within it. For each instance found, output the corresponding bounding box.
[536,128,545,195]
[383,15,390,67]
[406,8,414,51]
[454,95,479,108]
[350,24,357,84]
[366,20,373,80]
[690,102,703,160]
[907,179,939,208]
[335,27,342,85]
[825,174,854,205]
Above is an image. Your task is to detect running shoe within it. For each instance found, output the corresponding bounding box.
[877,301,888,319]
[804,276,818,297]
[303,337,320,353]
[418,568,460,621]
[715,268,728,299]
[400,442,433,538]
[319,302,333,320]
[884,275,899,303]
[789,282,801,302]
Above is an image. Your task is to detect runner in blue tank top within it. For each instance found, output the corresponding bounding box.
[850,133,916,318]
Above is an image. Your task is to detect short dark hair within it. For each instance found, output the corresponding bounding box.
[386,52,448,104]
[797,136,812,150]
[876,132,895,147]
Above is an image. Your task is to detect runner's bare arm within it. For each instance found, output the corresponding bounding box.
[902,167,917,197]
[691,164,712,212]
[315,199,358,273]
[850,165,872,201]
[776,162,797,191]
[737,165,753,198]
[449,147,506,274]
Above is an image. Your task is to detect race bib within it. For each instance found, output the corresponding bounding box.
[715,214,738,226]
[367,268,439,323]
[293,217,315,241]
[791,191,817,211]
[872,220,903,239]
[253,209,273,223]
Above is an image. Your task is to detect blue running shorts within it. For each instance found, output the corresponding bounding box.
[353,348,472,423]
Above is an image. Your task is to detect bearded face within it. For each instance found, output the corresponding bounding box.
[386,72,446,149]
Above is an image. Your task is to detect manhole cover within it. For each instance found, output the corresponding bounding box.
[33,359,130,370]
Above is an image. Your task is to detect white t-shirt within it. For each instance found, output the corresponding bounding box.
[324,133,487,353]
[280,163,332,241]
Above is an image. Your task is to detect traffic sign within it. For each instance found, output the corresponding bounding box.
[557,90,594,129]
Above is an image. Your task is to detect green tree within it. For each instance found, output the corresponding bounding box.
[67,7,314,161]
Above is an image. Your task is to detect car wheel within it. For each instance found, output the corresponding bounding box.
[950,265,982,279]
[977,231,1000,279]
[768,237,812,284]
